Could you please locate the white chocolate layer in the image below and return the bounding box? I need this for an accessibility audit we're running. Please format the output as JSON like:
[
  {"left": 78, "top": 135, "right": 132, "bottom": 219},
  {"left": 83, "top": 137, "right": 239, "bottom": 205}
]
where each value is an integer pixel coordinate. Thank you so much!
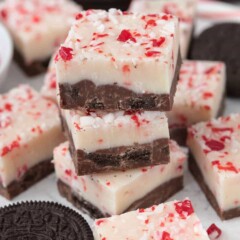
[
  {"left": 187, "top": 114, "right": 240, "bottom": 211},
  {"left": 55, "top": 9, "right": 180, "bottom": 95},
  {"left": 62, "top": 109, "right": 169, "bottom": 153},
  {"left": 54, "top": 141, "right": 186, "bottom": 216},
  {"left": 41, "top": 56, "right": 57, "bottom": 102},
  {"left": 129, "top": 0, "right": 197, "bottom": 58},
  {"left": 0, "top": 85, "right": 65, "bottom": 187},
  {"left": 168, "top": 60, "right": 226, "bottom": 128},
  {"left": 0, "top": 0, "right": 82, "bottom": 63},
  {"left": 93, "top": 199, "right": 210, "bottom": 240}
]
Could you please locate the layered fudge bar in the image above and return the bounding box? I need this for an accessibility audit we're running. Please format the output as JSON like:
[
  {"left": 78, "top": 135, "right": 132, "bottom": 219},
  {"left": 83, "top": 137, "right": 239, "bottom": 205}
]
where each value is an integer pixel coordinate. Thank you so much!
[
  {"left": 0, "top": 0, "right": 81, "bottom": 76},
  {"left": 168, "top": 60, "right": 226, "bottom": 145},
  {"left": 61, "top": 109, "right": 170, "bottom": 175},
  {"left": 93, "top": 199, "right": 210, "bottom": 240},
  {"left": 73, "top": 0, "right": 131, "bottom": 11},
  {"left": 187, "top": 114, "right": 240, "bottom": 220},
  {"left": 56, "top": 9, "right": 181, "bottom": 112},
  {"left": 41, "top": 57, "right": 57, "bottom": 103},
  {"left": 0, "top": 85, "right": 64, "bottom": 199},
  {"left": 129, "top": 0, "right": 197, "bottom": 59},
  {"left": 54, "top": 140, "right": 186, "bottom": 218}
]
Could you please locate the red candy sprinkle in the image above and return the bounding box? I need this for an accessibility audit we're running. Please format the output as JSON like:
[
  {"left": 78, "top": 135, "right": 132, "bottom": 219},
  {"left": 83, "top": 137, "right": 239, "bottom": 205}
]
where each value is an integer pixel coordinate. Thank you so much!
[
  {"left": 174, "top": 200, "right": 194, "bottom": 218},
  {"left": 131, "top": 115, "right": 141, "bottom": 127},
  {"left": 76, "top": 13, "right": 83, "bottom": 20},
  {"left": 49, "top": 79, "right": 57, "bottom": 89},
  {"left": 59, "top": 47, "right": 73, "bottom": 62},
  {"left": 161, "top": 231, "right": 173, "bottom": 240},
  {"left": 145, "top": 51, "right": 161, "bottom": 57},
  {"left": 117, "top": 30, "right": 136, "bottom": 43},
  {"left": 205, "top": 140, "right": 225, "bottom": 151},
  {"left": 207, "top": 224, "right": 222, "bottom": 239},
  {"left": 65, "top": 169, "right": 72, "bottom": 177},
  {"left": 203, "top": 92, "right": 213, "bottom": 99},
  {"left": 122, "top": 64, "right": 130, "bottom": 73},
  {"left": 145, "top": 19, "right": 157, "bottom": 29},
  {"left": 0, "top": 9, "right": 7, "bottom": 20},
  {"left": 152, "top": 37, "right": 166, "bottom": 47},
  {"left": 4, "top": 103, "right": 12, "bottom": 112},
  {"left": 96, "top": 220, "right": 105, "bottom": 226}
]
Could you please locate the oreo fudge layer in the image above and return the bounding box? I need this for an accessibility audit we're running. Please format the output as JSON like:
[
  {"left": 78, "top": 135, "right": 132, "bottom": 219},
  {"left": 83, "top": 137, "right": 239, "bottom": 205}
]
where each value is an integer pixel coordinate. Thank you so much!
[
  {"left": 168, "top": 60, "right": 226, "bottom": 145},
  {"left": 187, "top": 114, "right": 240, "bottom": 220},
  {"left": 61, "top": 109, "right": 170, "bottom": 175},
  {"left": 129, "top": 0, "right": 197, "bottom": 59},
  {"left": 0, "top": 0, "right": 82, "bottom": 76},
  {"left": 54, "top": 140, "right": 186, "bottom": 217},
  {"left": 55, "top": 9, "right": 181, "bottom": 111},
  {"left": 0, "top": 85, "right": 64, "bottom": 199},
  {"left": 93, "top": 199, "right": 210, "bottom": 240}
]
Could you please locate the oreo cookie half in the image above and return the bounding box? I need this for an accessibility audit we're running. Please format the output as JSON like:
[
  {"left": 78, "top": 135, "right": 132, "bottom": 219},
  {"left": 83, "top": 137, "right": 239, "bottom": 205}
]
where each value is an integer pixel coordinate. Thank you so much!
[
  {"left": 190, "top": 23, "right": 240, "bottom": 97},
  {"left": 0, "top": 201, "right": 94, "bottom": 240}
]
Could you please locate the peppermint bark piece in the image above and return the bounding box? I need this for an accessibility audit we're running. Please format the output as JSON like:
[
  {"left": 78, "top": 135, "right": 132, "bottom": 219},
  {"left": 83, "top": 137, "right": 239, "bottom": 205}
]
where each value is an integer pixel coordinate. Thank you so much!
[
  {"left": 129, "top": 0, "right": 197, "bottom": 59},
  {"left": 61, "top": 109, "right": 170, "bottom": 175},
  {"left": 93, "top": 199, "right": 210, "bottom": 240},
  {"left": 56, "top": 9, "right": 181, "bottom": 111},
  {"left": 168, "top": 60, "right": 226, "bottom": 145},
  {"left": 54, "top": 140, "right": 186, "bottom": 217},
  {"left": 187, "top": 114, "right": 240, "bottom": 220},
  {"left": 0, "top": 0, "right": 81, "bottom": 76},
  {"left": 0, "top": 85, "right": 64, "bottom": 199}
]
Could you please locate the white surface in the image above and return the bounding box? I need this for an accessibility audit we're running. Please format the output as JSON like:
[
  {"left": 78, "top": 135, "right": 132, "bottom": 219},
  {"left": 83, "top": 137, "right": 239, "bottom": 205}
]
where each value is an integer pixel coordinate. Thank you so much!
[
  {"left": 0, "top": 0, "right": 240, "bottom": 239},
  {"left": 0, "top": 23, "right": 13, "bottom": 86}
]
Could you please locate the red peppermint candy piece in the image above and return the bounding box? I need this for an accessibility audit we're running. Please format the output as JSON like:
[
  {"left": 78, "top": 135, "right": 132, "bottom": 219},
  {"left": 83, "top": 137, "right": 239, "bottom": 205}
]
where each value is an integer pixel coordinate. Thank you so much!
[
  {"left": 59, "top": 47, "right": 74, "bottom": 62},
  {"left": 205, "top": 140, "right": 225, "bottom": 151},
  {"left": 161, "top": 231, "right": 173, "bottom": 240},
  {"left": 117, "top": 30, "right": 136, "bottom": 43},
  {"left": 152, "top": 37, "right": 165, "bottom": 47},
  {"left": 207, "top": 224, "right": 222, "bottom": 239},
  {"left": 0, "top": 9, "right": 7, "bottom": 20},
  {"left": 145, "top": 51, "right": 161, "bottom": 57},
  {"left": 174, "top": 200, "right": 194, "bottom": 218}
]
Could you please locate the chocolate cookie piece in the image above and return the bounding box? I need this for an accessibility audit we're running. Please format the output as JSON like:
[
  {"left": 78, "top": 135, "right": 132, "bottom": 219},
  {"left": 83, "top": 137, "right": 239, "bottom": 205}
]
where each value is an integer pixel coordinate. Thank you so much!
[
  {"left": 0, "top": 202, "right": 94, "bottom": 239},
  {"left": 190, "top": 23, "right": 240, "bottom": 97},
  {"left": 73, "top": 0, "right": 131, "bottom": 10}
]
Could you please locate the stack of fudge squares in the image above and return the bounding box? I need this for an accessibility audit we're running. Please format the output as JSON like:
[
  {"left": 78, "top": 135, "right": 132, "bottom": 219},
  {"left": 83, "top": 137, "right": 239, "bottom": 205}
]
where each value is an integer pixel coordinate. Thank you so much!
[{"left": 53, "top": 8, "right": 188, "bottom": 218}]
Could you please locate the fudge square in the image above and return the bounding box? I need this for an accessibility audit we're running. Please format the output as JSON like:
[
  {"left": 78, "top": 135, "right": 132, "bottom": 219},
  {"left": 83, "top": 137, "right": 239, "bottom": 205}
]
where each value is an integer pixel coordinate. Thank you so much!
[
  {"left": 54, "top": 140, "right": 186, "bottom": 218},
  {"left": 61, "top": 109, "right": 170, "bottom": 175},
  {"left": 93, "top": 199, "right": 210, "bottom": 240},
  {"left": 0, "top": 85, "right": 64, "bottom": 200},
  {"left": 187, "top": 114, "right": 240, "bottom": 220},
  {"left": 0, "top": 0, "right": 81, "bottom": 76},
  {"left": 55, "top": 9, "right": 181, "bottom": 112},
  {"left": 129, "top": 0, "right": 197, "bottom": 59},
  {"left": 168, "top": 60, "right": 226, "bottom": 145}
]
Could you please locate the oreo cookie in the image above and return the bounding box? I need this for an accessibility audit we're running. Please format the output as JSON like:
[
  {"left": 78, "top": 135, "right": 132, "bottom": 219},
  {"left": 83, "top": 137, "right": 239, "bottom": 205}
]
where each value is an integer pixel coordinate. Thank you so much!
[
  {"left": 0, "top": 201, "right": 94, "bottom": 240},
  {"left": 190, "top": 23, "right": 240, "bottom": 97},
  {"left": 73, "top": 0, "right": 131, "bottom": 10}
]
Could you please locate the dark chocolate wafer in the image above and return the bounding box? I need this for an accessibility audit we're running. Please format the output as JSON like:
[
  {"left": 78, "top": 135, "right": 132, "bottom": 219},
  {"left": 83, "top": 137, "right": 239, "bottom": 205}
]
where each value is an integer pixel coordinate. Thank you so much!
[{"left": 0, "top": 201, "right": 94, "bottom": 239}]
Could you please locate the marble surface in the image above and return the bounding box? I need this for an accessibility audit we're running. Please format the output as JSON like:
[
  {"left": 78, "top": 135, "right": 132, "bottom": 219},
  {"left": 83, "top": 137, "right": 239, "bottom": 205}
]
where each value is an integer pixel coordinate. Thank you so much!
[{"left": 0, "top": 0, "right": 240, "bottom": 239}]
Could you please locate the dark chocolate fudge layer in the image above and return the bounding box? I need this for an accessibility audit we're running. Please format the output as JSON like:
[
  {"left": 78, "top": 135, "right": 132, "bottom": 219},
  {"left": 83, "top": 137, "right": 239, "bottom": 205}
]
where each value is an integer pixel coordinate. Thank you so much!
[
  {"left": 0, "top": 159, "right": 53, "bottom": 200},
  {"left": 57, "top": 176, "right": 183, "bottom": 219},
  {"left": 59, "top": 52, "right": 182, "bottom": 112},
  {"left": 189, "top": 153, "right": 240, "bottom": 220}
]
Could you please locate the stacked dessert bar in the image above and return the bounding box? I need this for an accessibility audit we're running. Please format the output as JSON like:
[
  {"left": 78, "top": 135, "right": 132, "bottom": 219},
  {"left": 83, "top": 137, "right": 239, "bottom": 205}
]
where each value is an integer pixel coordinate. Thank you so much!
[{"left": 54, "top": 9, "right": 184, "bottom": 217}]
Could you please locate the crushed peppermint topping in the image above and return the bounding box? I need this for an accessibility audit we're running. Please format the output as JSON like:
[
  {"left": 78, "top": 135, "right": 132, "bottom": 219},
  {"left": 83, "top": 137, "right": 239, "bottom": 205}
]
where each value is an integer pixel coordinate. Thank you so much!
[
  {"left": 207, "top": 224, "right": 222, "bottom": 239},
  {"left": 59, "top": 47, "right": 74, "bottom": 62}
]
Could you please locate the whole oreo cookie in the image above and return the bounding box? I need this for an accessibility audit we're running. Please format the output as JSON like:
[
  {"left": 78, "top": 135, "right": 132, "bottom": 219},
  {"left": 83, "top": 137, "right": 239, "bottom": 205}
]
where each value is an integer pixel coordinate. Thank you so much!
[
  {"left": 0, "top": 201, "right": 94, "bottom": 240},
  {"left": 190, "top": 23, "right": 240, "bottom": 97},
  {"left": 73, "top": 0, "right": 131, "bottom": 10}
]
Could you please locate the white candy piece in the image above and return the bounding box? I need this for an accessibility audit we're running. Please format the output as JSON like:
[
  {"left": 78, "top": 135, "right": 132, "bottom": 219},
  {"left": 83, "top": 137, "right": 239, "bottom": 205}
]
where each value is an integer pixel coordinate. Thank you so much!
[
  {"left": 93, "top": 199, "right": 210, "bottom": 240},
  {"left": 0, "top": 0, "right": 82, "bottom": 63},
  {"left": 129, "top": 0, "right": 197, "bottom": 59},
  {"left": 54, "top": 141, "right": 186, "bottom": 216},
  {"left": 187, "top": 114, "right": 240, "bottom": 213},
  {"left": 55, "top": 9, "right": 180, "bottom": 95},
  {"left": 0, "top": 85, "right": 64, "bottom": 188},
  {"left": 168, "top": 60, "right": 226, "bottom": 128}
]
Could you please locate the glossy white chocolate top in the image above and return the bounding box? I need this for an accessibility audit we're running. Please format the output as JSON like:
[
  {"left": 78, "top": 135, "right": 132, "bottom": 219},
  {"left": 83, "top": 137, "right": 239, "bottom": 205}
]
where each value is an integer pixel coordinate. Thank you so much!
[
  {"left": 55, "top": 9, "right": 180, "bottom": 95},
  {"left": 168, "top": 60, "right": 226, "bottom": 127},
  {"left": 93, "top": 199, "right": 210, "bottom": 240}
]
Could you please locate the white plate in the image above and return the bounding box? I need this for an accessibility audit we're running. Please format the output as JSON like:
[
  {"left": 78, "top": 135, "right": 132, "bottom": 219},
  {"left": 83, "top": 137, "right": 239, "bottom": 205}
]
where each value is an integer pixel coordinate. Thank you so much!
[{"left": 0, "top": 1, "right": 240, "bottom": 239}]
